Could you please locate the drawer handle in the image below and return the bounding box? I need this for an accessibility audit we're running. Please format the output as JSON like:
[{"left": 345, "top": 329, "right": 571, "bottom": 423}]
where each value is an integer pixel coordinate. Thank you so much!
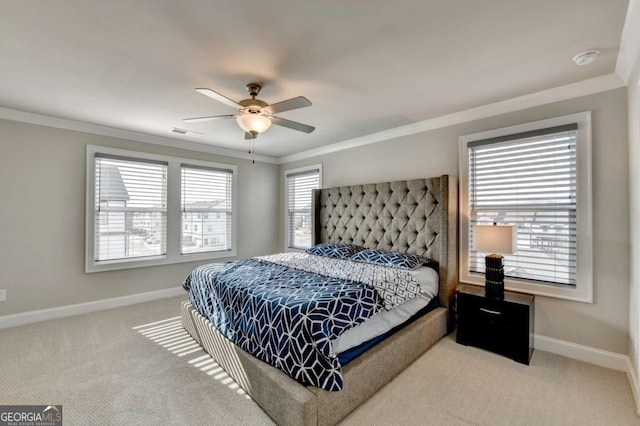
[{"left": 480, "top": 308, "right": 502, "bottom": 315}]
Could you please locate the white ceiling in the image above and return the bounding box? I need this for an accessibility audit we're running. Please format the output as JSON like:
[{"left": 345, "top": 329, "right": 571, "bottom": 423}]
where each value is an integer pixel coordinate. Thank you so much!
[{"left": 0, "top": 0, "right": 630, "bottom": 158}]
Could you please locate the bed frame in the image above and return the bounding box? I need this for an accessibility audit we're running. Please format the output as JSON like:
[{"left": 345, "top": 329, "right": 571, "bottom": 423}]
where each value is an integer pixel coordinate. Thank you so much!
[{"left": 181, "top": 175, "right": 457, "bottom": 425}]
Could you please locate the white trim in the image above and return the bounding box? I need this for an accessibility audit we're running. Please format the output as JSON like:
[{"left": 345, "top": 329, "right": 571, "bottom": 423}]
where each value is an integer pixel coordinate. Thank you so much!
[
  {"left": 534, "top": 334, "right": 628, "bottom": 371},
  {"left": 615, "top": 0, "right": 640, "bottom": 85},
  {"left": 458, "top": 112, "right": 593, "bottom": 303},
  {"left": 626, "top": 357, "right": 640, "bottom": 415},
  {"left": 0, "top": 287, "right": 184, "bottom": 329},
  {"left": 283, "top": 164, "right": 323, "bottom": 252},
  {"left": 86, "top": 145, "right": 238, "bottom": 273},
  {"left": 0, "top": 107, "right": 278, "bottom": 164},
  {"left": 628, "top": 357, "right": 640, "bottom": 415},
  {"left": 279, "top": 73, "right": 624, "bottom": 164}
]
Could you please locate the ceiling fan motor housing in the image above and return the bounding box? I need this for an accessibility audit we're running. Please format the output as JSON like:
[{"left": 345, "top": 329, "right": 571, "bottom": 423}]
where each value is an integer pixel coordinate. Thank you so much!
[
  {"left": 239, "top": 98, "right": 268, "bottom": 110},
  {"left": 240, "top": 83, "right": 268, "bottom": 114}
]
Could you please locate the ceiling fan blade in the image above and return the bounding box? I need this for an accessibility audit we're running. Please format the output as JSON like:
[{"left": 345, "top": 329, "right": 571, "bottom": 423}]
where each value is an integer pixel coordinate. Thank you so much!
[
  {"left": 195, "top": 88, "right": 240, "bottom": 109},
  {"left": 265, "top": 96, "right": 312, "bottom": 114},
  {"left": 183, "top": 114, "right": 235, "bottom": 123},
  {"left": 245, "top": 132, "right": 257, "bottom": 140},
  {"left": 271, "top": 116, "right": 315, "bottom": 133}
]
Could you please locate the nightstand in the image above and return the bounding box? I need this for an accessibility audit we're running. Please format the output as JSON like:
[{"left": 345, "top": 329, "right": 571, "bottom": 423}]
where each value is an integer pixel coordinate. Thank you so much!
[{"left": 456, "top": 285, "right": 534, "bottom": 365}]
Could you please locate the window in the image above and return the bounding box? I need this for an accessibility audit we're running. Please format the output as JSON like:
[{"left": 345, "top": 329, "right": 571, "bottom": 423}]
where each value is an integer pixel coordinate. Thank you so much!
[
  {"left": 459, "top": 112, "right": 593, "bottom": 302},
  {"left": 93, "top": 155, "right": 167, "bottom": 262},
  {"left": 86, "top": 146, "right": 237, "bottom": 272},
  {"left": 285, "top": 165, "right": 322, "bottom": 250},
  {"left": 181, "top": 165, "right": 233, "bottom": 254}
]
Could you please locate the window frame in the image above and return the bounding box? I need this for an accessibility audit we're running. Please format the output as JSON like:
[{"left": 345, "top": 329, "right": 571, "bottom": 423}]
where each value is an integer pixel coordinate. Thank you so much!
[
  {"left": 284, "top": 164, "right": 322, "bottom": 252},
  {"left": 86, "top": 145, "right": 237, "bottom": 273},
  {"left": 458, "top": 112, "right": 593, "bottom": 302},
  {"left": 180, "top": 164, "right": 234, "bottom": 255},
  {"left": 93, "top": 155, "right": 168, "bottom": 263}
]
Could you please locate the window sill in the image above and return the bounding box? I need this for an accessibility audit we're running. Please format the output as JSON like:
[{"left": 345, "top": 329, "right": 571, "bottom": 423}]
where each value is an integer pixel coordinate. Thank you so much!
[
  {"left": 85, "top": 249, "right": 237, "bottom": 273},
  {"left": 460, "top": 272, "right": 592, "bottom": 303}
]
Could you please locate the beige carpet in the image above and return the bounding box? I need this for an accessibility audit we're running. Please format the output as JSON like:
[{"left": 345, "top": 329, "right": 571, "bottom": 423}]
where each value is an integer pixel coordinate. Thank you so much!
[{"left": 0, "top": 296, "right": 638, "bottom": 425}]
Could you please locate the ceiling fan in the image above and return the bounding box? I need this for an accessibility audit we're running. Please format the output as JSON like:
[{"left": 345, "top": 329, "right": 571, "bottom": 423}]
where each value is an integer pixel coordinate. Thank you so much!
[{"left": 183, "top": 83, "right": 315, "bottom": 140}]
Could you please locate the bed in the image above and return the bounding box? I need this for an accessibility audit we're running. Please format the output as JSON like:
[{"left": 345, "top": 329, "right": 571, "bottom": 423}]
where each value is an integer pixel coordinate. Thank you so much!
[{"left": 180, "top": 175, "right": 457, "bottom": 425}]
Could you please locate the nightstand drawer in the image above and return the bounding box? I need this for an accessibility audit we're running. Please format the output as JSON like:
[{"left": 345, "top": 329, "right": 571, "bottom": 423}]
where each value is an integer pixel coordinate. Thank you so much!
[
  {"left": 456, "top": 285, "right": 534, "bottom": 364},
  {"left": 469, "top": 306, "right": 509, "bottom": 330}
]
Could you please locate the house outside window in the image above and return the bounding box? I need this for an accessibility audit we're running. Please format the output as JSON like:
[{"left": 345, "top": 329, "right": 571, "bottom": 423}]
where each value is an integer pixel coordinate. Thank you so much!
[
  {"left": 459, "top": 112, "right": 593, "bottom": 302},
  {"left": 93, "top": 155, "right": 167, "bottom": 262},
  {"left": 180, "top": 165, "right": 234, "bottom": 254}
]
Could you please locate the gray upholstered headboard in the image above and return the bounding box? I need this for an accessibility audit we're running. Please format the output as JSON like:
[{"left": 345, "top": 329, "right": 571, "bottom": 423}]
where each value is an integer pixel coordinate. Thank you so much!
[{"left": 312, "top": 175, "right": 458, "bottom": 325}]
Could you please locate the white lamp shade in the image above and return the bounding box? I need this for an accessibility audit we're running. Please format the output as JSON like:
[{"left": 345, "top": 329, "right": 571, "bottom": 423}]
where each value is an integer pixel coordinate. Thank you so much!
[
  {"left": 472, "top": 224, "right": 516, "bottom": 254},
  {"left": 236, "top": 114, "right": 272, "bottom": 134}
]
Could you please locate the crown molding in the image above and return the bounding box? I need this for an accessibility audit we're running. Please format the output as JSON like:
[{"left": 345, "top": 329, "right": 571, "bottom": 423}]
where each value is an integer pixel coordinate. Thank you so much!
[
  {"left": 0, "top": 107, "right": 279, "bottom": 164},
  {"left": 0, "top": 72, "right": 626, "bottom": 167},
  {"left": 616, "top": 0, "right": 640, "bottom": 85},
  {"left": 278, "top": 73, "right": 625, "bottom": 164}
]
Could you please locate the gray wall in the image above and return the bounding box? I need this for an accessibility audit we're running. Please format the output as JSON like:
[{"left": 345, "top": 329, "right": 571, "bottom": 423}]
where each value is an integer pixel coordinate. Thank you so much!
[
  {"left": 0, "top": 119, "right": 280, "bottom": 316},
  {"left": 281, "top": 87, "right": 630, "bottom": 354},
  {"left": 0, "top": 88, "right": 630, "bottom": 355}
]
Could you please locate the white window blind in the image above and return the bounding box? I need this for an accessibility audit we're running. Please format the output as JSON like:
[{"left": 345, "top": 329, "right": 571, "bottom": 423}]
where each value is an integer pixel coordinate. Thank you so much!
[
  {"left": 181, "top": 165, "right": 233, "bottom": 254},
  {"left": 94, "top": 155, "right": 167, "bottom": 262},
  {"left": 287, "top": 169, "right": 320, "bottom": 249},
  {"left": 468, "top": 124, "right": 578, "bottom": 286}
]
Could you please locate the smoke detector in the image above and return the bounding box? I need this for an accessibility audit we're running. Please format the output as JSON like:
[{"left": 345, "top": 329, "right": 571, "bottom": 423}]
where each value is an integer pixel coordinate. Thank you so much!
[{"left": 572, "top": 50, "right": 600, "bottom": 66}]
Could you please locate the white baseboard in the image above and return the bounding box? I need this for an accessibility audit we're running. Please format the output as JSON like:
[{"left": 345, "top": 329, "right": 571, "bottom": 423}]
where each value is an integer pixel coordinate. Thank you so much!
[
  {"left": 534, "top": 334, "right": 628, "bottom": 371},
  {"left": 0, "top": 287, "right": 185, "bottom": 329},
  {"left": 626, "top": 357, "right": 640, "bottom": 416},
  {"left": 535, "top": 333, "right": 640, "bottom": 415}
]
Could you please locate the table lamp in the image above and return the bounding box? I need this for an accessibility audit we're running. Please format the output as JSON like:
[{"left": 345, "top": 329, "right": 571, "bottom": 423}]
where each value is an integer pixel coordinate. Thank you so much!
[{"left": 472, "top": 223, "right": 516, "bottom": 298}]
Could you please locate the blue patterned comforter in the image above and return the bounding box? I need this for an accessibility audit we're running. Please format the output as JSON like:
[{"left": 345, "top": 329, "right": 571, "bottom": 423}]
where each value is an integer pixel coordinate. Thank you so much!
[{"left": 183, "top": 257, "right": 381, "bottom": 391}]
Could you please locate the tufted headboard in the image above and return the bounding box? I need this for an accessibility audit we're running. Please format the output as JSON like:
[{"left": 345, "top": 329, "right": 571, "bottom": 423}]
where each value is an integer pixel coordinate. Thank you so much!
[{"left": 311, "top": 175, "right": 458, "bottom": 326}]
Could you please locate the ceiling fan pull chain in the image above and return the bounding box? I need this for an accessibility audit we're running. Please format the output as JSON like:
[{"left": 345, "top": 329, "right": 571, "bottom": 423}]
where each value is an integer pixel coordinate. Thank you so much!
[{"left": 251, "top": 139, "right": 255, "bottom": 164}]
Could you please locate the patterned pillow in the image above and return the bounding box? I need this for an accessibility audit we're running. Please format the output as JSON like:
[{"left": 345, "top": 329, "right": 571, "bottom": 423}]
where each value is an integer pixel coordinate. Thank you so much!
[
  {"left": 350, "top": 249, "right": 429, "bottom": 270},
  {"left": 306, "top": 243, "right": 364, "bottom": 259}
]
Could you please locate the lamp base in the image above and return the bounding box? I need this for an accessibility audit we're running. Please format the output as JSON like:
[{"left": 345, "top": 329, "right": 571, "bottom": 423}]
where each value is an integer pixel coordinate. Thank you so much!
[{"left": 485, "top": 254, "right": 505, "bottom": 299}]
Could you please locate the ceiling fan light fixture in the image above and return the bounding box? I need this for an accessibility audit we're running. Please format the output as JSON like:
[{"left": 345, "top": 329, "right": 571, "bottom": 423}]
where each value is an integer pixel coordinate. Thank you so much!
[{"left": 236, "top": 113, "right": 272, "bottom": 134}]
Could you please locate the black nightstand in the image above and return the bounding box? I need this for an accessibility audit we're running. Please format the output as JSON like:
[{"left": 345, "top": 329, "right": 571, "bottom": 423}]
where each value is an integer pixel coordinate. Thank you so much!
[{"left": 456, "top": 285, "right": 534, "bottom": 365}]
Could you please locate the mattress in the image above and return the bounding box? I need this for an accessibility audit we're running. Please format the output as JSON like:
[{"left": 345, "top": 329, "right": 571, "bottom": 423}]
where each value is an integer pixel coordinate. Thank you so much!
[{"left": 332, "top": 266, "right": 439, "bottom": 354}]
